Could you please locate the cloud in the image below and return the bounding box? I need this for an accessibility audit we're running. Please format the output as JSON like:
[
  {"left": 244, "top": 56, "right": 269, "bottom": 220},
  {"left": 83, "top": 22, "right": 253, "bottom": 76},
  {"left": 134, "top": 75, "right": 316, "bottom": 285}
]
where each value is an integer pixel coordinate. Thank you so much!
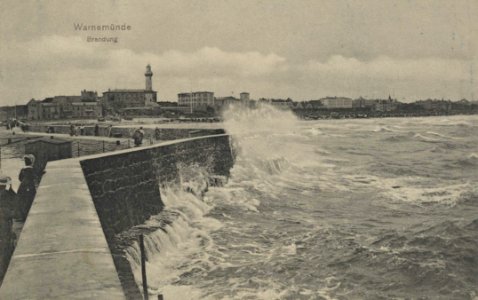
[
  {"left": 105, "top": 47, "right": 287, "bottom": 78},
  {"left": 1, "top": 36, "right": 290, "bottom": 103},
  {"left": 304, "top": 55, "right": 470, "bottom": 82},
  {"left": 0, "top": 34, "right": 476, "bottom": 105}
]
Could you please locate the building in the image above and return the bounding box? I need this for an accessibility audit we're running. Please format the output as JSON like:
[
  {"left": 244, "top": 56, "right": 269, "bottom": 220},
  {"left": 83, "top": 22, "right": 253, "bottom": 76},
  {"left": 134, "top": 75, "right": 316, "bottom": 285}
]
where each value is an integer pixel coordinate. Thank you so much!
[
  {"left": 103, "top": 65, "right": 158, "bottom": 112},
  {"left": 374, "top": 97, "right": 399, "bottom": 112},
  {"left": 416, "top": 99, "right": 451, "bottom": 111},
  {"left": 353, "top": 97, "right": 377, "bottom": 109},
  {"left": 214, "top": 96, "right": 241, "bottom": 110},
  {"left": 304, "top": 100, "right": 324, "bottom": 109},
  {"left": 178, "top": 91, "right": 215, "bottom": 111},
  {"left": 26, "top": 100, "right": 43, "bottom": 120},
  {"left": 0, "top": 105, "right": 28, "bottom": 120},
  {"left": 240, "top": 92, "right": 250, "bottom": 102},
  {"left": 40, "top": 101, "right": 59, "bottom": 119},
  {"left": 353, "top": 96, "right": 399, "bottom": 112},
  {"left": 26, "top": 91, "right": 102, "bottom": 121},
  {"left": 0, "top": 111, "right": 7, "bottom": 122},
  {"left": 103, "top": 89, "right": 157, "bottom": 109},
  {"left": 320, "top": 97, "right": 353, "bottom": 109},
  {"left": 72, "top": 102, "right": 102, "bottom": 118},
  {"left": 80, "top": 90, "right": 99, "bottom": 101}
]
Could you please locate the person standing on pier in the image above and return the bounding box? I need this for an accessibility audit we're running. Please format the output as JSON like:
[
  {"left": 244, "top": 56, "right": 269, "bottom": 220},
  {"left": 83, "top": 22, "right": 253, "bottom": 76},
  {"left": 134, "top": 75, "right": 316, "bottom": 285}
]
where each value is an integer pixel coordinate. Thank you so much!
[
  {"left": 155, "top": 127, "right": 161, "bottom": 141},
  {"left": 0, "top": 175, "right": 17, "bottom": 282},
  {"left": 17, "top": 155, "right": 37, "bottom": 221},
  {"left": 94, "top": 124, "right": 100, "bottom": 136},
  {"left": 133, "top": 127, "right": 145, "bottom": 147}
]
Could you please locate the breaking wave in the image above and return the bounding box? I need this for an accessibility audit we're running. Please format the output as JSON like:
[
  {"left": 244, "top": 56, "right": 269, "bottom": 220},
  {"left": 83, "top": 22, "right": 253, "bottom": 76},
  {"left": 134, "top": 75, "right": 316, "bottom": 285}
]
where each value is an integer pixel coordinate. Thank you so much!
[{"left": 123, "top": 112, "right": 478, "bottom": 299}]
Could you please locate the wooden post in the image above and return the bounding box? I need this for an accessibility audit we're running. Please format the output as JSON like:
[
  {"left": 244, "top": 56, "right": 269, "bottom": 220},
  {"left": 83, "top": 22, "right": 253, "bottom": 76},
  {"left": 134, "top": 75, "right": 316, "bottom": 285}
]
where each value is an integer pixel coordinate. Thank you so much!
[
  {"left": 0, "top": 146, "right": 2, "bottom": 170},
  {"left": 140, "top": 234, "right": 148, "bottom": 300},
  {"left": 158, "top": 295, "right": 164, "bottom": 300},
  {"left": 102, "top": 140, "right": 105, "bottom": 152},
  {"left": 128, "top": 139, "right": 131, "bottom": 148},
  {"left": 77, "top": 142, "right": 80, "bottom": 157}
]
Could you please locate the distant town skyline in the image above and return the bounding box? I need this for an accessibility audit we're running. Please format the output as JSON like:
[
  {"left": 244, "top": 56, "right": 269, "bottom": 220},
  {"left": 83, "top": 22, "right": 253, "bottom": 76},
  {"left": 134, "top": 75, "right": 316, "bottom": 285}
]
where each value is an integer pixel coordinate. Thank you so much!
[{"left": 0, "top": 0, "right": 476, "bottom": 106}]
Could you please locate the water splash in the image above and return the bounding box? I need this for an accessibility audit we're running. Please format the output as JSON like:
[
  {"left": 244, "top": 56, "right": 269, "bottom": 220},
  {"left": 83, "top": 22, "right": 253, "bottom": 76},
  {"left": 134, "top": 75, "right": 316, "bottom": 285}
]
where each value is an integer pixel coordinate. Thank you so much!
[{"left": 125, "top": 167, "right": 222, "bottom": 298}]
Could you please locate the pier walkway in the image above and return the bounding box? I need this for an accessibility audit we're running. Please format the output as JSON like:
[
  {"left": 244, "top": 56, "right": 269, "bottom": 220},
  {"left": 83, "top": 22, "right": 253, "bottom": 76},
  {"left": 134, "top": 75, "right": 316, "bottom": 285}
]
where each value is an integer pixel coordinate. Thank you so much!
[
  {"left": 0, "top": 133, "right": 233, "bottom": 299},
  {"left": 0, "top": 158, "right": 125, "bottom": 299}
]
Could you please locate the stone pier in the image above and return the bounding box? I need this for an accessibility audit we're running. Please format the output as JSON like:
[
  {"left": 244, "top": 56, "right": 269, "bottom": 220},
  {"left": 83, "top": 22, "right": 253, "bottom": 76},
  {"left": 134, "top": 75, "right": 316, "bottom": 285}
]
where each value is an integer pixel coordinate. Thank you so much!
[{"left": 0, "top": 134, "right": 234, "bottom": 299}]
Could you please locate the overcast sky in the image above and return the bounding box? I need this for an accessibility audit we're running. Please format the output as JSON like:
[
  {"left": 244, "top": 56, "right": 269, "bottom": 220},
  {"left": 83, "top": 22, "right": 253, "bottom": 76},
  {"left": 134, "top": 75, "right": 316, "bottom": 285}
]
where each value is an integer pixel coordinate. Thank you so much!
[{"left": 0, "top": 0, "right": 476, "bottom": 105}]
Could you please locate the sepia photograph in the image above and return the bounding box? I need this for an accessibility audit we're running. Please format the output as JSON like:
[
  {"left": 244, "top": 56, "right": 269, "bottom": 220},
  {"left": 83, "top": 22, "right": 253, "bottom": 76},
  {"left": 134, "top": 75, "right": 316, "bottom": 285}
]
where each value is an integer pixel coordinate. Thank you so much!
[{"left": 0, "top": 0, "right": 477, "bottom": 299}]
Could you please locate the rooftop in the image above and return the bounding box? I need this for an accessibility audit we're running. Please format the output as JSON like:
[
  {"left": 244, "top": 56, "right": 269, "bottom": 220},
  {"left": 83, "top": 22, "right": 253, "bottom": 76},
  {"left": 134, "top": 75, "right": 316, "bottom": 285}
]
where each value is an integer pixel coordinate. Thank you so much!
[
  {"left": 178, "top": 91, "right": 214, "bottom": 95},
  {"left": 104, "top": 89, "right": 157, "bottom": 93}
]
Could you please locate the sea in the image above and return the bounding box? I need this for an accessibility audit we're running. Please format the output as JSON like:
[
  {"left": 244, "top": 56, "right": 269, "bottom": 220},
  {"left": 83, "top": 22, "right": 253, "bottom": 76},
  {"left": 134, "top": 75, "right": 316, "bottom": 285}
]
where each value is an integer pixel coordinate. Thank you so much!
[
  {"left": 124, "top": 106, "right": 478, "bottom": 300},
  {"left": 1, "top": 108, "right": 477, "bottom": 299}
]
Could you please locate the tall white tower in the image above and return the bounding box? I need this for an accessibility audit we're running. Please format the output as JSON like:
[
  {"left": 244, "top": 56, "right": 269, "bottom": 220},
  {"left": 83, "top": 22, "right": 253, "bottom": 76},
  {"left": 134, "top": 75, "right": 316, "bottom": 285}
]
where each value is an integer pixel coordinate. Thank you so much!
[{"left": 145, "top": 64, "right": 153, "bottom": 91}]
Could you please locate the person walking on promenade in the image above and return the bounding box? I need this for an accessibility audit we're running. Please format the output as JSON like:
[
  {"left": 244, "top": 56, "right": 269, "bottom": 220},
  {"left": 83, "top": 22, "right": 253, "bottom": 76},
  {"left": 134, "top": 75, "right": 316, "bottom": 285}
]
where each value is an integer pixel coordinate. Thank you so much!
[
  {"left": 94, "top": 124, "right": 100, "bottom": 136},
  {"left": 155, "top": 127, "right": 161, "bottom": 141},
  {"left": 133, "top": 127, "right": 145, "bottom": 147},
  {"left": 17, "top": 155, "right": 37, "bottom": 221},
  {"left": 69, "top": 124, "right": 75, "bottom": 136},
  {"left": 0, "top": 175, "right": 17, "bottom": 282}
]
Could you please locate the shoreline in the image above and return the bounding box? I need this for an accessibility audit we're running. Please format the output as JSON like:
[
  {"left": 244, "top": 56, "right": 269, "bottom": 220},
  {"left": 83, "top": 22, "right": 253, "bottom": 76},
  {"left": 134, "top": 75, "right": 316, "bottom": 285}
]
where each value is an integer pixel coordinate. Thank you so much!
[{"left": 17, "top": 110, "right": 478, "bottom": 127}]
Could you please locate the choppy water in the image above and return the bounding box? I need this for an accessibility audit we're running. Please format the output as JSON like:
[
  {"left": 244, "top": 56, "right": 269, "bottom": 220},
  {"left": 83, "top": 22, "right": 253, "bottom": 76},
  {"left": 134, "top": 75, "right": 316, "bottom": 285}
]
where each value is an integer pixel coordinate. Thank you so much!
[{"left": 125, "top": 107, "right": 478, "bottom": 300}]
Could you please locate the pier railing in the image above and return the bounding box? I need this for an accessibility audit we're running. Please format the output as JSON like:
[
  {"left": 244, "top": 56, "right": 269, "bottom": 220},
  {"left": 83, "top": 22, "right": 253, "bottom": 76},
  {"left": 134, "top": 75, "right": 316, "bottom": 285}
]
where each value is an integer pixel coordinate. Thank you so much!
[{"left": 0, "top": 136, "right": 159, "bottom": 169}]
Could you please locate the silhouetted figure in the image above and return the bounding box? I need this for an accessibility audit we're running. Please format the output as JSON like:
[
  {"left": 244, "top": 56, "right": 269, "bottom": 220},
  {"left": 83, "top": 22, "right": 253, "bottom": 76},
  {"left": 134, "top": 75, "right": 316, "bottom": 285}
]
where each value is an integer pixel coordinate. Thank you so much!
[
  {"left": 94, "top": 124, "right": 100, "bottom": 136},
  {"left": 17, "top": 155, "right": 37, "bottom": 221},
  {"left": 154, "top": 127, "right": 161, "bottom": 140},
  {"left": 133, "top": 127, "right": 145, "bottom": 147},
  {"left": 20, "top": 122, "right": 28, "bottom": 132},
  {"left": 0, "top": 176, "right": 17, "bottom": 282}
]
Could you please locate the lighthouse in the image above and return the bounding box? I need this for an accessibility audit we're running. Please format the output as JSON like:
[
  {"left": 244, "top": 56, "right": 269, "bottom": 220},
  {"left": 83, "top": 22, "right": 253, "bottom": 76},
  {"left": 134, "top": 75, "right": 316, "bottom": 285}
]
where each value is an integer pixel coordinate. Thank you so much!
[{"left": 145, "top": 64, "right": 153, "bottom": 91}]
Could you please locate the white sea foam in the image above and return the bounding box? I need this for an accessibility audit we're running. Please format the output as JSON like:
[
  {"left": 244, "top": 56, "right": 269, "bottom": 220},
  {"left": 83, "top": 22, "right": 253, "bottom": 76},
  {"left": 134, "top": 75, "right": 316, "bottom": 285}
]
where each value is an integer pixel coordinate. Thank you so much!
[
  {"left": 122, "top": 113, "right": 478, "bottom": 299},
  {"left": 307, "top": 127, "right": 323, "bottom": 136},
  {"left": 425, "top": 131, "right": 454, "bottom": 139},
  {"left": 125, "top": 177, "right": 224, "bottom": 298},
  {"left": 378, "top": 177, "right": 470, "bottom": 206},
  {"left": 413, "top": 133, "right": 443, "bottom": 143}
]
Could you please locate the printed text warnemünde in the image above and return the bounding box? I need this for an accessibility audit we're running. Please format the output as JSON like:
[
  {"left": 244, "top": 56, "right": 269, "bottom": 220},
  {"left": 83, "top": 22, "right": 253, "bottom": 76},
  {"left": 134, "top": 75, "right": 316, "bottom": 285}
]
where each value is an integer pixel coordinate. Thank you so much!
[{"left": 74, "top": 23, "right": 132, "bottom": 31}]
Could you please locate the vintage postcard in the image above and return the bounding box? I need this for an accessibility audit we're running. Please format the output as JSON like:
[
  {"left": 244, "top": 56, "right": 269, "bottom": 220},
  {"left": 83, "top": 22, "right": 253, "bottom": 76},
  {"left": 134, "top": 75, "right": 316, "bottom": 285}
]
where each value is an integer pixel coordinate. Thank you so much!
[{"left": 0, "top": 1, "right": 477, "bottom": 299}]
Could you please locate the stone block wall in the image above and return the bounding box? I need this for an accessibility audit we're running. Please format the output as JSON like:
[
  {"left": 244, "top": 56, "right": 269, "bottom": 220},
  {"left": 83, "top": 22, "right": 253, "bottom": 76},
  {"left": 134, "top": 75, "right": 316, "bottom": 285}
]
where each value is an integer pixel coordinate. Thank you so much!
[
  {"left": 151, "top": 134, "right": 233, "bottom": 185},
  {"left": 80, "top": 134, "right": 233, "bottom": 240},
  {"left": 80, "top": 151, "right": 162, "bottom": 239},
  {"left": 79, "top": 134, "right": 233, "bottom": 299}
]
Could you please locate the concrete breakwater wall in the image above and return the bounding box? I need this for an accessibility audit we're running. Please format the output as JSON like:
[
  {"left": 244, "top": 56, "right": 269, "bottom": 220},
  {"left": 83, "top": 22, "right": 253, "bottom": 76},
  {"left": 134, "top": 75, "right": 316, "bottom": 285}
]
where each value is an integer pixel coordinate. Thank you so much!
[
  {"left": 0, "top": 134, "right": 234, "bottom": 299},
  {"left": 80, "top": 134, "right": 234, "bottom": 239},
  {"left": 81, "top": 134, "right": 234, "bottom": 299},
  {"left": 27, "top": 124, "right": 225, "bottom": 141}
]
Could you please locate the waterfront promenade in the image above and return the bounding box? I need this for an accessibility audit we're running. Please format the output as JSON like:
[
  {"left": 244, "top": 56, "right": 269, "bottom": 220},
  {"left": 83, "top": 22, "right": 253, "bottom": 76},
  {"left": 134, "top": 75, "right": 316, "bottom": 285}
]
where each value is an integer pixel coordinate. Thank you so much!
[
  {"left": 0, "top": 157, "right": 126, "bottom": 299},
  {"left": 0, "top": 133, "right": 234, "bottom": 299}
]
